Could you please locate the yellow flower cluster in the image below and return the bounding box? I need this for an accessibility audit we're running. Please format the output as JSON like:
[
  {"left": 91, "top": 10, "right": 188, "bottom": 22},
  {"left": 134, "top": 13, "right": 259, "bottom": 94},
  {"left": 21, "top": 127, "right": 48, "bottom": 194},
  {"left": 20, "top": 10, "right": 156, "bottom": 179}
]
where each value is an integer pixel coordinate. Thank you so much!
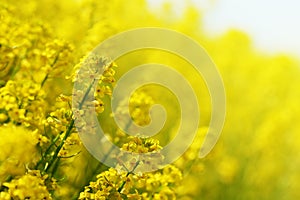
[
  {"left": 121, "top": 136, "right": 162, "bottom": 154},
  {"left": 79, "top": 165, "right": 182, "bottom": 200},
  {"left": 0, "top": 4, "right": 73, "bottom": 86},
  {"left": 0, "top": 170, "right": 52, "bottom": 200},
  {"left": 72, "top": 54, "right": 116, "bottom": 138},
  {"left": 45, "top": 94, "right": 73, "bottom": 135},
  {"left": 0, "top": 2, "right": 188, "bottom": 200},
  {"left": 114, "top": 91, "right": 154, "bottom": 129},
  {"left": 116, "top": 136, "right": 163, "bottom": 172},
  {"left": 0, "top": 80, "right": 46, "bottom": 128},
  {"left": 128, "top": 92, "right": 154, "bottom": 127},
  {"left": 0, "top": 126, "right": 40, "bottom": 183},
  {"left": 79, "top": 132, "right": 182, "bottom": 199},
  {"left": 108, "top": 91, "right": 155, "bottom": 146}
]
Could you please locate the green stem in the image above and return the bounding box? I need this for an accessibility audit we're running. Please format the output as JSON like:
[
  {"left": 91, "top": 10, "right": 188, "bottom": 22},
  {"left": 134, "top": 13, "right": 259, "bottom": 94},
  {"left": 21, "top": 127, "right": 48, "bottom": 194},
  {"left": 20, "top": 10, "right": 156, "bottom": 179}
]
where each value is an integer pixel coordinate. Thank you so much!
[
  {"left": 44, "top": 119, "right": 75, "bottom": 173},
  {"left": 117, "top": 160, "right": 140, "bottom": 193},
  {"left": 51, "top": 157, "right": 61, "bottom": 177},
  {"left": 36, "top": 133, "right": 61, "bottom": 169},
  {"left": 43, "top": 78, "right": 96, "bottom": 174},
  {"left": 71, "top": 145, "right": 114, "bottom": 200},
  {"left": 41, "top": 50, "right": 61, "bottom": 87},
  {"left": 72, "top": 112, "right": 133, "bottom": 199}
]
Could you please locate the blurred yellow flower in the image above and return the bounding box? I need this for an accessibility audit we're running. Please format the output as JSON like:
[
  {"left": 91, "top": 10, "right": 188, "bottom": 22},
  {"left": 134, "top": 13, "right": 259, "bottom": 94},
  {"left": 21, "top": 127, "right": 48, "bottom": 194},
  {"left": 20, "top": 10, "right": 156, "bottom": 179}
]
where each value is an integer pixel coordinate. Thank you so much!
[{"left": 0, "top": 126, "right": 39, "bottom": 183}]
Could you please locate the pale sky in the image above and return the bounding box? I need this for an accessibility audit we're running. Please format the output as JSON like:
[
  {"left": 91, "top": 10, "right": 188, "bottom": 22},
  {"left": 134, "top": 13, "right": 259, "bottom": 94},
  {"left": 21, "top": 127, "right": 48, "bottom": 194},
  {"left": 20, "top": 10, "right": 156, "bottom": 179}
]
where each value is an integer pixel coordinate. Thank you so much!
[{"left": 148, "top": 0, "right": 300, "bottom": 57}]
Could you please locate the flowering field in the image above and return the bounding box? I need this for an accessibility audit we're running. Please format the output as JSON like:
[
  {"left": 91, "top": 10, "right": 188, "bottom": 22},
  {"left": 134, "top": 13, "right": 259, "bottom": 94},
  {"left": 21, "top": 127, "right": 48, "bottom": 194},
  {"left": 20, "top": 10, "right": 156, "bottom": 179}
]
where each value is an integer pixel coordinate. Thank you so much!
[{"left": 1, "top": 0, "right": 300, "bottom": 199}]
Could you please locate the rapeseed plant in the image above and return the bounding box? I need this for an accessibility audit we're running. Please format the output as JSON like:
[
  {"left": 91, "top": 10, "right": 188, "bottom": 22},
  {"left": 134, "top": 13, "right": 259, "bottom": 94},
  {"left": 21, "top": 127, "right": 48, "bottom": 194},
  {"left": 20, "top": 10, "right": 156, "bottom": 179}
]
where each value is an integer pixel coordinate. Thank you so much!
[{"left": 1, "top": 0, "right": 300, "bottom": 200}]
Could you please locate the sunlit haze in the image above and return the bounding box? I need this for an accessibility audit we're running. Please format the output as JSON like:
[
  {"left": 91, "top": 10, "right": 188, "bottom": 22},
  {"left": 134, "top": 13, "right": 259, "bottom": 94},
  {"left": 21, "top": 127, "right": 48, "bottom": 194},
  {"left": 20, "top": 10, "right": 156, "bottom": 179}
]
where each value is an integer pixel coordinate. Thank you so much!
[{"left": 148, "top": 0, "right": 300, "bottom": 56}]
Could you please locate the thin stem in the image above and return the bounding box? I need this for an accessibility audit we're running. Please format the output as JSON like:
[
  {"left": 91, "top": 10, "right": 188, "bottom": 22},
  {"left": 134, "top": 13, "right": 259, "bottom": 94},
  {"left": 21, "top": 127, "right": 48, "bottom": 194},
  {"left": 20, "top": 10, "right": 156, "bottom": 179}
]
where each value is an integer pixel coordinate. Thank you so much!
[
  {"left": 117, "top": 160, "right": 140, "bottom": 193},
  {"left": 43, "top": 78, "right": 96, "bottom": 174},
  {"left": 44, "top": 119, "right": 75, "bottom": 173},
  {"left": 36, "top": 131, "right": 61, "bottom": 166},
  {"left": 41, "top": 51, "right": 61, "bottom": 87},
  {"left": 72, "top": 113, "right": 133, "bottom": 199},
  {"left": 51, "top": 157, "right": 61, "bottom": 177},
  {"left": 71, "top": 144, "right": 114, "bottom": 200}
]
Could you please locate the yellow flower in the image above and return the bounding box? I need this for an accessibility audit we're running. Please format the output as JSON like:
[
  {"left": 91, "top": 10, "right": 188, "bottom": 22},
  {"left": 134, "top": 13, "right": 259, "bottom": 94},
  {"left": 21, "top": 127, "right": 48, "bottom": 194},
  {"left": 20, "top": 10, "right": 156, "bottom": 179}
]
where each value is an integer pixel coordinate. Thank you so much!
[
  {"left": 0, "top": 113, "right": 8, "bottom": 123},
  {"left": 2, "top": 170, "right": 52, "bottom": 200},
  {"left": 0, "top": 125, "right": 40, "bottom": 183}
]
